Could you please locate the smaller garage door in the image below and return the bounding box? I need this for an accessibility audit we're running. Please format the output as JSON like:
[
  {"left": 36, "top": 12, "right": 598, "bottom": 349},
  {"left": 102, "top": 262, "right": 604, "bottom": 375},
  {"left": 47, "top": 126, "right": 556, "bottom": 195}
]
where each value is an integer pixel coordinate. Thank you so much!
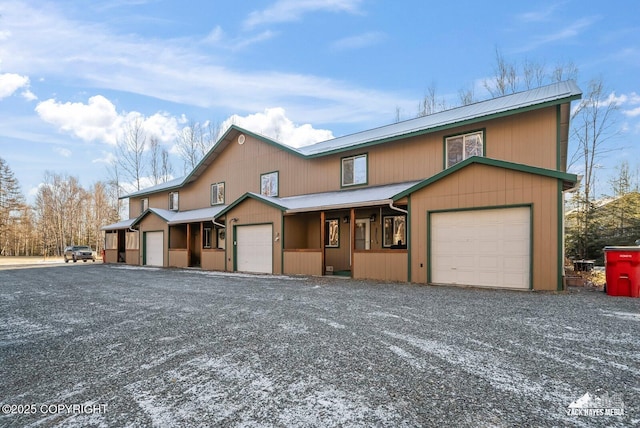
[
  {"left": 145, "top": 231, "right": 164, "bottom": 267},
  {"left": 236, "top": 224, "right": 273, "bottom": 274},
  {"left": 431, "top": 207, "right": 530, "bottom": 289}
]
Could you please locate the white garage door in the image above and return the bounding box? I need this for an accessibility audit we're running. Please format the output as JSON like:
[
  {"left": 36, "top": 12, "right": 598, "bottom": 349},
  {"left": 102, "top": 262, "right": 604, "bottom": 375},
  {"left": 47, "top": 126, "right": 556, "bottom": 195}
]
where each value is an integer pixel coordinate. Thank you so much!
[
  {"left": 431, "top": 207, "right": 530, "bottom": 289},
  {"left": 145, "top": 231, "right": 164, "bottom": 267},
  {"left": 236, "top": 224, "right": 273, "bottom": 274}
]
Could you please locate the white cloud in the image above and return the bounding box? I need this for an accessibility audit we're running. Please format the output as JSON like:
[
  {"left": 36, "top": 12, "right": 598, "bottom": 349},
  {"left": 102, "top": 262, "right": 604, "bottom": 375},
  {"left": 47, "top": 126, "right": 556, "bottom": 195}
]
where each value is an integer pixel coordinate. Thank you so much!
[
  {"left": 34, "top": 95, "right": 181, "bottom": 146},
  {"left": 623, "top": 107, "right": 640, "bottom": 118},
  {"left": 53, "top": 147, "right": 72, "bottom": 157},
  {"left": 0, "top": 73, "right": 30, "bottom": 99},
  {"left": 331, "top": 32, "right": 385, "bottom": 51},
  {"left": 0, "top": 1, "right": 409, "bottom": 127},
  {"left": 512, "top": 17, "right": 596, "bottom": 53},
  {"left": 35, "top": 95, "right": 121, "bottom": 144},
  {"left": 244, "top": 0, "right": 363, "bottom": 29},
  {"left": 21, "top": 89, "right": 38, "bottom": 101},
  {"left": 220, "top": 107, "right": 334, "bottom": 147},
  {"left": 516, "top": 2, "right": 566, "bottom": 23},
  {"left": 92, "top": 151, "right": 117, "bottom": 165}
]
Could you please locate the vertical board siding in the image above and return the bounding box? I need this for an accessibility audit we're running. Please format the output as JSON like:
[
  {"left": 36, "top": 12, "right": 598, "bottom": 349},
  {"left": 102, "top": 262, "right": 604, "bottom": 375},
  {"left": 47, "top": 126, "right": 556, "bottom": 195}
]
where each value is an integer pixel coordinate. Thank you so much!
[
  {"left": 353, "top": 252, "right": 408, "bottom": 282},
  {"left": 201, "top": 250, "right": 225, "bottom": 271},
  {"left": 283, "top": 250, "right": 323, "bottom": 276},
  {"left": 410, "top": 164, "right": 559, "bottom": 290}
]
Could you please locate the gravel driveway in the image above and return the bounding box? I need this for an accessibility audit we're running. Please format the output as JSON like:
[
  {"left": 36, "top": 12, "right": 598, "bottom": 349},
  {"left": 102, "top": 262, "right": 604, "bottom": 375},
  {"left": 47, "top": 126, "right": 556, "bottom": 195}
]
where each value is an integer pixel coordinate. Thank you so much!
[{"left": 1, "top": 264, "right": 638, "bottom": 427}]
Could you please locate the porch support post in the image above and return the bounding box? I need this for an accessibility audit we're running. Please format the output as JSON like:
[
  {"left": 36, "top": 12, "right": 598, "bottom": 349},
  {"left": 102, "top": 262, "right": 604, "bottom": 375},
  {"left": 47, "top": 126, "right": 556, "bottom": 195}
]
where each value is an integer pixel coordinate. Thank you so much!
[
  {"left": 186, "top": 223, "right": 191, "bottom": 266},
  {"left": 320, "top": 211, "right": 325, "bottom": 275},
  {"left": 350, "top": 208, "right": 355, "bottom": 271}
]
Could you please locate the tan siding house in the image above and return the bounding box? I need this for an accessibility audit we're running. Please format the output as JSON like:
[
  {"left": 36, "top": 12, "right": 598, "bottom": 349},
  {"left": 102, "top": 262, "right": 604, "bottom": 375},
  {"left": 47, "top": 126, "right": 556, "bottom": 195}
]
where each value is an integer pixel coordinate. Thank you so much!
[{"left": 103, "top": 81, "right": 581, "bottom": 291}]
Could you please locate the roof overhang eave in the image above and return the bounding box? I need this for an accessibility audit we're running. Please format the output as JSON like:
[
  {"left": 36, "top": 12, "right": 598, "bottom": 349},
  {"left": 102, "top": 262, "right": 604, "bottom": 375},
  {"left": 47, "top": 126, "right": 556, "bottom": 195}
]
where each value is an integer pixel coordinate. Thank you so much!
[{"left": 284, "top": 199, "right": 393, "bottom": 214}]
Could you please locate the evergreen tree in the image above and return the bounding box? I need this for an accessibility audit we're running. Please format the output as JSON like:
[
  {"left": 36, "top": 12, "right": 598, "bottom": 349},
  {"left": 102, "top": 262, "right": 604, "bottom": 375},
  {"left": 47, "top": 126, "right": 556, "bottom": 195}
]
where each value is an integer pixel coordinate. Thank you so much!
[{"left": 0, "top": 157, "right": 25, "bottom": 255}]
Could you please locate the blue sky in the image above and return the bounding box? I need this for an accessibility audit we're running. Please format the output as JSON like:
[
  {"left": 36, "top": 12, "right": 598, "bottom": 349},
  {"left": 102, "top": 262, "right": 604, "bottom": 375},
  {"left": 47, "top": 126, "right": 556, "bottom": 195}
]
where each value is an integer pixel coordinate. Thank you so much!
[{"left": 0, "top": 0, "right": 638, "bottom": 202}]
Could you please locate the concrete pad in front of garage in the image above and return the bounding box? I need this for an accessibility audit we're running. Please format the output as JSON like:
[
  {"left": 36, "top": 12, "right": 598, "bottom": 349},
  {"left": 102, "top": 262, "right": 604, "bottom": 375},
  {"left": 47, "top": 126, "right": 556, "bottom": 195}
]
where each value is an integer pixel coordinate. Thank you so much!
[{"left": 1, "top": 265, "right": 638, "bottom": 427}]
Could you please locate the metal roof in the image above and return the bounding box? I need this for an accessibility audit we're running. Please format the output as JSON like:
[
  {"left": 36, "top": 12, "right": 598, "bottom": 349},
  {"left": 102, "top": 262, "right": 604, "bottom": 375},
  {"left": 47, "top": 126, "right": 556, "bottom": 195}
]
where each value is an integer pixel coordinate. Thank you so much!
[
  {"left": 123, "top": 177, "right": 184, "bottom": 199},
  {"left": 217, "top": 181, "right": 421, "bottom": 218},
  {"left": 299, "top": 80, "right": 582, "bottom": 156},
  {"left": 121, "top": 81, "right": 581, "bottom": 199},
  {"left": 166, "top": 206, "right": 227, "bottom": 225},
  {"left": 101, "top": 218, "right": 136, "bottom": 231}
]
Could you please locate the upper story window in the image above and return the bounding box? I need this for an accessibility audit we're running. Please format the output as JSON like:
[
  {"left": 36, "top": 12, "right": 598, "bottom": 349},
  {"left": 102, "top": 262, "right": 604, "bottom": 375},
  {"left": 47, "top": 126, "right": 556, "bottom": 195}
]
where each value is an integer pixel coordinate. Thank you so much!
[
  {"left": 342, "top": 154, "right": 367, "bottom": 187},
  {"left": 140, "top": 198, "right": 149, "bottom": 212},
  {"left": 211, "top": 182, "right": 225, "bottom": 205},
  {"left": 169, "top": 192, "right": 179, "bottom": 211},
  {"left": 261, "top": 171, "right": 278, "bottom": 197},
  {"left": 445, "top": 130, "right": 483, "bottom": 168}
]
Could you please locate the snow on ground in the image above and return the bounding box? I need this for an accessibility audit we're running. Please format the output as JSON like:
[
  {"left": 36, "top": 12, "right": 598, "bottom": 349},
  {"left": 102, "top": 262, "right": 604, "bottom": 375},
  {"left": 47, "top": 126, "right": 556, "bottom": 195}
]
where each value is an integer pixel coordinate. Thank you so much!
[{"left": 1, "top": 265, "right": 638, "bottom": 427}]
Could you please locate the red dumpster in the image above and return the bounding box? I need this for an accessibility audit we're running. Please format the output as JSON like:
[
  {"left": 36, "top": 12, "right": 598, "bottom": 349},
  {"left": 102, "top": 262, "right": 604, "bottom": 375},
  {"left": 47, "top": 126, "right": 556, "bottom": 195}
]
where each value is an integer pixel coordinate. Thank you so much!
[{"left": 604, "top": 246, "right": 640, "bottom": 297}]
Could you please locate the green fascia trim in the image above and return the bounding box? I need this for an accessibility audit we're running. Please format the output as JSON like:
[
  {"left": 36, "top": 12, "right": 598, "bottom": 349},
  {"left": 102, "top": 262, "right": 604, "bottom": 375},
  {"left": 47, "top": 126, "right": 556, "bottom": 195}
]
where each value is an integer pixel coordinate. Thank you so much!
[
  {"left": 142, "top": 231, "right": 147, "bottom": 265},
  {"left": 407, "top": 195, "right": 412, "bottom": 283},
  {"left": 556, "top": 105, "right": 562, "bottom": 171},
  {"left": 130, "top": 208, "right": 171, "bottom": 229},
  {"left": 305, "top": 96, "right": 582, "bottom": 159},
  {"left": 426, "top": 212, "right": 432, "bottom": 284},
  {"left": 557, "top": 181, "right": 564, "bottom": 291},
  {"left": 215, "top": 192, "right": 287, "bottom": 219},
  {"left": 232, "top": 225, "right": 237, "bottom": 271},
  {"left": 122, "top": 184, "right": 183, "bottom": 200},
  {"left": 393, "top": 156, "right": 578, "bottom": 201}
]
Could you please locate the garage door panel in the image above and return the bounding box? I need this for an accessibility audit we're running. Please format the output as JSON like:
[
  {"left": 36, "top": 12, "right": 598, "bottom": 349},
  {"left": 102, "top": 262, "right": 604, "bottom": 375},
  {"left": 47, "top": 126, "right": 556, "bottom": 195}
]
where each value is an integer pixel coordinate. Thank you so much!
[
  {"left": 431, "top": 207, "right": 530, "bottom": 289},
  {"left": 145, "top": 231, "right": 163, "bottom": 267},
  {"left": 236, "top": 225, "right": 273, "bottom": 274}
]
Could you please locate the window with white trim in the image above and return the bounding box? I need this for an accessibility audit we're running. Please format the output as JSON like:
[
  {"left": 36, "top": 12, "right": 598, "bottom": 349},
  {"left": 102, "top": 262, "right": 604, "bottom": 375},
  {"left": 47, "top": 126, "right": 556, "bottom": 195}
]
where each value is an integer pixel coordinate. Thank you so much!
[
  {"left": 261, "top": 171, "right": 278, "bottom": 197},
  {"left": 169, "top": 192, "right": 179, "bottom": 211},
  {"left": 211, "top": 182, "right": 224, "bottom": 205},
  {"left": 203, "top": 227, "right": 212, "bottom": 249},
  {"left": 445, "top": 131, "right": 483, "bottom": 168},
  {"left": 140, "top": 198, "right": 148, "bottom": 212},
  {"left": 342, "top": 154, "right": 367, "bottom": 186}
]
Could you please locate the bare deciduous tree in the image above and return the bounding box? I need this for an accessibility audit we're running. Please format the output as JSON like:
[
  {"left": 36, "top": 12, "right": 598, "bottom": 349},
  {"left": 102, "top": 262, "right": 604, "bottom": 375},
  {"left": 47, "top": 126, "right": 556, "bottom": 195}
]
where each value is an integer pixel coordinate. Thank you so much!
[
  {"left": 484, "top": 47, "right": 518, "bottom": 97},
  {"left": 568, "top": 78, "right": 620, "bottom": 258},
  {"left": 417, "top": 83, "right": 447, "bottom": 117},
  {"left": 458, "top": 85, "right": 476, "bottom": 106},
  {"left": 116, "top": 118, "right": 147, "bottom": 191}
]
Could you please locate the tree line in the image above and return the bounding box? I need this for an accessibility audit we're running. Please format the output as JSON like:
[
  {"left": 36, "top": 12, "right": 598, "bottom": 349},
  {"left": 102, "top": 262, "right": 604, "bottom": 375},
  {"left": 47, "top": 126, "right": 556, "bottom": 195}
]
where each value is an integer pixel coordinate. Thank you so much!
[{"left": 0, "top": 118, "right": 221, "bottom": 256}]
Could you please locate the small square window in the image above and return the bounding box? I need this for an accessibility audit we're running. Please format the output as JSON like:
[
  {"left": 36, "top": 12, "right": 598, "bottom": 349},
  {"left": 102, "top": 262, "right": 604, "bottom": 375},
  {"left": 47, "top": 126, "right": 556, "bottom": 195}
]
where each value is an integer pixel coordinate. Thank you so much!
[
  {"left": 342, "top": 154, "right": 367, "bottom": 187},
  {"left": 261, "top": 172, "right": 278, "bottom": 197},
  {"left": 445, "top": 131, "right": 483, "bottom": 168},
  {"left": 211, "top": 182, "right": 225, "bottom": 205},
  {"left": 169, "top": 192, "right": 179, "bottom": 211}
]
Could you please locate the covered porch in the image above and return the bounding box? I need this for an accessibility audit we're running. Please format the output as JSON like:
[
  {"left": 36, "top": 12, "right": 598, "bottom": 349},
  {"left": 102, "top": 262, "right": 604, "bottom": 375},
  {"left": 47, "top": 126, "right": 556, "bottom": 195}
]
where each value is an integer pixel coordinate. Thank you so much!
[{"left": 252, "top": 180, "right": 418, "bottom": 281}]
